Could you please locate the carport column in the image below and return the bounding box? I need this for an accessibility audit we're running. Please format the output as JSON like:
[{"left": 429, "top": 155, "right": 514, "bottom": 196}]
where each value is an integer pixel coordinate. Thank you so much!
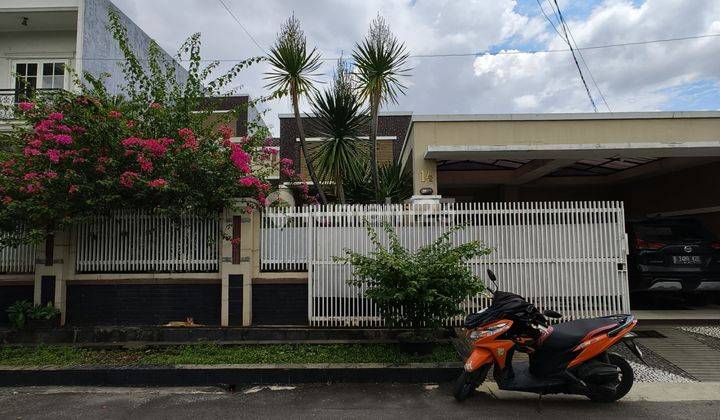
[{"left": 412, "top": 148, "right": 438, "bottom": 196}]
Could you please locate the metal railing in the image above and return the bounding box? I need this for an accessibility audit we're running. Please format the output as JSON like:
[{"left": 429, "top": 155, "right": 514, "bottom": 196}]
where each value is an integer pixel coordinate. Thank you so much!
[
  {"left": 0, "top": 88, "right": 64, "bottom": 119},
  {"left": 75, "top": 211, "right": 221, "bottom": 273}
]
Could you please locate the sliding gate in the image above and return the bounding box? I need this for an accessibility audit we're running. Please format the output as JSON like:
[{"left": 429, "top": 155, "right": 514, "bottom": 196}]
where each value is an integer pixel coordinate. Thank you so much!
[{"left": 261, "top": 201, "right": 630, "bottom": 327}]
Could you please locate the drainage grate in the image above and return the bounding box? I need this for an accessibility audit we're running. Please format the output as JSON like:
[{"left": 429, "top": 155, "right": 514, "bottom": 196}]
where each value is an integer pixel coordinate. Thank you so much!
[{"left": 635, "top": 330, "right": 667, "bottom": 338}]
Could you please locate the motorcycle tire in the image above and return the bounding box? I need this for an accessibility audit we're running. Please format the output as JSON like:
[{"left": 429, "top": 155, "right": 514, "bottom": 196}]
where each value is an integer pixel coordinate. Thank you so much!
[
  {"left": 453, "top": 364, "right": 490, "bottom": 402},
  {"left": 588, "top": 352, "right": 634, "bottom": 403}
]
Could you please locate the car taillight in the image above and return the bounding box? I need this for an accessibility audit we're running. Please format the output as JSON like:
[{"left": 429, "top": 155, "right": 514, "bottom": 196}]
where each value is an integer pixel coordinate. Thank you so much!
[
  {"left": 635, "top": 238, "right": 665, "bottom": 250},
  {"left": 710, "top": 243, "right": 720, "bottom": 250}
]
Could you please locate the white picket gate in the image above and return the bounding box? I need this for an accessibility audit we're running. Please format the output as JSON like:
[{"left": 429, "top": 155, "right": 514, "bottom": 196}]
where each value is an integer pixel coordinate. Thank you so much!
[
  {"left": 261, "top": 201, "right": 630, "bottom": 326},
  {"left": 75, "top": 211, "right": 220, "bottom": 273}
]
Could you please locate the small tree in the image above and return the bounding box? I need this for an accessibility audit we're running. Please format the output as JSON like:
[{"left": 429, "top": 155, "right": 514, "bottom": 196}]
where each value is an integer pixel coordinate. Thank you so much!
[
  {"left": 335, "top": 224, "right": 490, "bottom": 335},
  {"left": 0, "top": 10, "right": 307, "bottom": 246},
  {"left": 310, "top": 59, "right": 369, "bottom": 203},
  {"left": 352, "top": 15, "right": 410, "bottom": 195},
  {"left": 265, "top": 15, "right": 328, "bottom": 205}
]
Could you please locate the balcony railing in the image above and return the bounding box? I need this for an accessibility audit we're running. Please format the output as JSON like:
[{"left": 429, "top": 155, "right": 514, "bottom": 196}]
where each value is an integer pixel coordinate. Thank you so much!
[{"left": 0, "top": 88, "right": 64, "bottom": 120}]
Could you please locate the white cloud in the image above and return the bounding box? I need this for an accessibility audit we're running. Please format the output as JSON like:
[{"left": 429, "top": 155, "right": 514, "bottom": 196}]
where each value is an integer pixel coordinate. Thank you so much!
[{"left": 109, "top": 0, "right": 720, "bottom": 134}]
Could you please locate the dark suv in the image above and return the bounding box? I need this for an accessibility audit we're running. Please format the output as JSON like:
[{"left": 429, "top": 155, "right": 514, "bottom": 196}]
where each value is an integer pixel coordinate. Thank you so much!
[{"left": 627, "top": 218, "right": 720, "bottom": 292}]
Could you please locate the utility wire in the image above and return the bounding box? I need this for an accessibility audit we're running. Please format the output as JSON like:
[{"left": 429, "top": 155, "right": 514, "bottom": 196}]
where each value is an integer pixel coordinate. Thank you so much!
[
  {"left": 547, "top": 0, "right": 612, "bottom": 111},
  {"left": 549, "top": 0, "right": 597, "bottom": 112},
  {"left": 35, "top": 33, "right": 720, "bottom": 62},
  {"left": 217, "top": 0, "right": 267, "bottom": 55}
]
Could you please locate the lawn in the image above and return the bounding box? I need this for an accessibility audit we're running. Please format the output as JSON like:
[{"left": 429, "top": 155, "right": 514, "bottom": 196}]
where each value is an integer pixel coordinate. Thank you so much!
[{"left": 0, "top": 343, "right": 460, "bottom": 366}]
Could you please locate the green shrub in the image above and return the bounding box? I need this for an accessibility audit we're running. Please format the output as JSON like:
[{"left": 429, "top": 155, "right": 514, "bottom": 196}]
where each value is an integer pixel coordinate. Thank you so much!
[
  {"left": 6, "top": 301, "right": 59, "bottom": 330},
  {"left": 335, "top": 223, "right": 491, "bottom": 333}
]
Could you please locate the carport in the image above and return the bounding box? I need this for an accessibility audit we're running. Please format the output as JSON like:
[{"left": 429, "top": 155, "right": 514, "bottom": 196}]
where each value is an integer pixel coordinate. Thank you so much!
[{"left": 399, "top": 111, "right": 720, "bottom": 315}]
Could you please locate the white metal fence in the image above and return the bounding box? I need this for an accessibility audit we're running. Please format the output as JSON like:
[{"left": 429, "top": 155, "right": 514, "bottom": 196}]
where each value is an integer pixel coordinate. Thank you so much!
[
  {"left": 0, "top": 242, "right": 36, "bottom": 274},
  {"left": 75, "top": 211, "right": 220, "bottom": 273},
  {"left": 261, "top": 207, "right": 308, "bottom": 271},
  {"left": 261, "top": 202, "right": 630, "bottom": 326}
]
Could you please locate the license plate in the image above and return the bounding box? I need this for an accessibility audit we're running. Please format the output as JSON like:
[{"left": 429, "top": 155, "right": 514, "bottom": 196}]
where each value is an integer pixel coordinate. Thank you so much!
[{"left": 672, "top": 255, "right": 702, "bottom": 264}]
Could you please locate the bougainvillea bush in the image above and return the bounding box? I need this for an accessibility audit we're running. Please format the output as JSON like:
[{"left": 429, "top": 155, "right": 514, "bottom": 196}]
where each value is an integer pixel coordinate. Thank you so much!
[{"left": 0, "top": 10, "right": 306, "bottom": 246}]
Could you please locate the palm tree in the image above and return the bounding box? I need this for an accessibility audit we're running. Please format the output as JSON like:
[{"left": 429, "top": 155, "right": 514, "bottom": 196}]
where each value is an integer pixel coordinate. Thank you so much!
[
  {"left": 265, "top": 15, "right": 328, "bottom": 204},
  {"left": 310, "top": 60, "right": 370, "bottom": 203},
  {"left": 352, "top": 15, "right": 410, "bottom": 193}
]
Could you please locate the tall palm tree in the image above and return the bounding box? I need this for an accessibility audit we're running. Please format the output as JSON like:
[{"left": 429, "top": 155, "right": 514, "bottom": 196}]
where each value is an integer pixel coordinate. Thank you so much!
[
  {"left": 352, "top": 15, "right": 410, "bottom": 193},
  {"left": 310, "top": 60, "right": 370, "bottom": 203},
  {"left": 265, "top": 15, "right": 328, "bottom": 204}
]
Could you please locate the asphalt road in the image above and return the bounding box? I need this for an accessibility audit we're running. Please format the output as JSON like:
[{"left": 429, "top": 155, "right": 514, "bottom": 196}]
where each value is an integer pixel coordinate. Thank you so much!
[{"left": 1, "top": 383, "right": 718, "bottom": 420}]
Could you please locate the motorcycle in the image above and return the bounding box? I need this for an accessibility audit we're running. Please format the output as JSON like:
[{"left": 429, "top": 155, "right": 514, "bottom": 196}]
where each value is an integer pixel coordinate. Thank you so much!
[{"left": 454, "top": 269, "right": 644, "bottom": 403}]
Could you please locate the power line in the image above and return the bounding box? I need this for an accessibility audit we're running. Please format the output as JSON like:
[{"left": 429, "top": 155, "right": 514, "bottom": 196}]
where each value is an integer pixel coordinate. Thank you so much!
[
  {"left": 217, "top": 0, "right": 267, "bottom": 55},
  {"left": 29, "top": 32, "right": 720, "bottom": 63},
  {"left": 546, "top": 0, "right": 612, "bottom": 112},
  {"left": 549, "top": 0, "right": 598, "bottom": 112}
]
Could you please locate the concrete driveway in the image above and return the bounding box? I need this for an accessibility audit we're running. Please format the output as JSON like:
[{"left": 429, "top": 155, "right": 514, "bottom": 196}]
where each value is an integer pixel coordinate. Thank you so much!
[{"left": 1, "top": 383, "right": 718, "bottom": 420}]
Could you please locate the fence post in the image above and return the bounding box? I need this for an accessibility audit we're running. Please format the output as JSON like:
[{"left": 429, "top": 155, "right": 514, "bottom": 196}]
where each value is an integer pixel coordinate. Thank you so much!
[
  {"left": 32, "top": 229, "right": 71, "bottom": 325},
  {"left": 219, "top": 204, "right": 258, "bottom": 327}
]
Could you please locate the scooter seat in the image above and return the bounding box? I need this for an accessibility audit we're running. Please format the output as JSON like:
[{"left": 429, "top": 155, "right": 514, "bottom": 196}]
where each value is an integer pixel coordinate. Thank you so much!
[
  {"left": 542, "top": 317, "right": 620, "bottom": 350},
  {"left": 530, "top": 315, "right": 624, "bottom": 377}
]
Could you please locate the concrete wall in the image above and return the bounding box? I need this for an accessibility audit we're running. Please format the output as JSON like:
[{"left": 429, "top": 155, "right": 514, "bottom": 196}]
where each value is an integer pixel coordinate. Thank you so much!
[
  {"left": 80, "top": 0, "right": 188, "bottom": 94},
  {"left": 0, "top": 31, "right": 77, "bottom": 90}
]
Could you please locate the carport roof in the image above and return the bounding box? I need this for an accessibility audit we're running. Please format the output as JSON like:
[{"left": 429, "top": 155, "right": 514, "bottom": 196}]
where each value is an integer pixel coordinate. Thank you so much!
[{"left": 411, "top": 111, "right": 720, "bottom": 122}]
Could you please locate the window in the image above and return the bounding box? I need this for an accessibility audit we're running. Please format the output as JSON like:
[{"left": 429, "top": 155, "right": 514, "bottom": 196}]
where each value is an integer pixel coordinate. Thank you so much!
[{"left": 13, "top": 61, "right": 66, "bottom": 91}]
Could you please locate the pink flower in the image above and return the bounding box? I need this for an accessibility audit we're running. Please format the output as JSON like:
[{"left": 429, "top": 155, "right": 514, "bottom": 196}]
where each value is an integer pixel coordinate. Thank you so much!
[
  {"left": 23, "top": 172, "right": 39, "bottom": 180},
  {"left": 262, "top": 147, "right": 278, "bottom": 156},
  {"left": 68, "top": 185, "right": 79, "bottom": 194},
  {"left": 108, "top": 110, "right": 122, "bottom": 119},
  {"left": 72, "top": 157, "right": 87, "bottom": 164},
  {"left": 46, "top": 149, "right": 61, "bottom": 164},
  {"left": 147, "top": 178, "right": 168, "bottom": 188},
  {"left": 48, "top": 112, "right": 64, "bottom": 121},
  {"left": 122, "top": 137, "right": 143, "bottom": 148},
  {"left": 280, "top": 158, "right": 293, "bottom": 166},
  {"left": 18, "top": 102, "right": 35, "bottom": 111},
  {"left": 179, "top": 128, "right": 198, "bottom": 150},
  {"left": 56, "top": 124, "right": 72, "bottom": 133},
  {"left": 238, "top": 176, "right": 259, "bottom": 187},
  {"left": 54, "top": 134, "right": 73, "bottom": 145},
  {"left": 27, "top": 139, "right": 42, "bottom": 148},
  {"left": 43, "top": 170, "right": 58, "bottom": 179},
  {"left": 150, "top": 102, "right": 162, "bottom": 109},
  {"left": 230, "top": 237, "right": 241, "bottom": 245},
  {"left": 126, "top": 120, "right": 136, "bottom": 128},
  {"left": 137, "top": 155, "right": 153, "bottom": 172},
  {"left": 119, "top": 171, "right": 139, "bottom": 188},
  {"left": 230, "top": 146, "right": 251, "bottom": 173},
  {"left": 219, "top": 125, "right": 233, "bottom": 140},
  {"left": 2, "top": 196, "right": 12, "bottom": 205}
]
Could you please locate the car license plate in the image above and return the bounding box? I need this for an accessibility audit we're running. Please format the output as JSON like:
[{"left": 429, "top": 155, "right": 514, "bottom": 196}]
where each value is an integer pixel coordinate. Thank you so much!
[{"left": 672, "top": 255, "right": 702, "bottom": 264}]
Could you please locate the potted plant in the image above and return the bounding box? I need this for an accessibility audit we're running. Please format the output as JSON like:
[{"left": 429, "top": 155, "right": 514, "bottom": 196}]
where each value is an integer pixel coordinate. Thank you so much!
[
  {"left": 6, "top": 301, "right": 60, "bottom": 330},
  {"left": 336, "top": 223, "right": 490, "bottom": 355}
]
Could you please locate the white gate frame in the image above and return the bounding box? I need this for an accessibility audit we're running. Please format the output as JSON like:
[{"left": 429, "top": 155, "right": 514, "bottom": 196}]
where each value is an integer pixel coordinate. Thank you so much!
[{"left": 261, "top": 202, "right": 630, "bottom": 327}]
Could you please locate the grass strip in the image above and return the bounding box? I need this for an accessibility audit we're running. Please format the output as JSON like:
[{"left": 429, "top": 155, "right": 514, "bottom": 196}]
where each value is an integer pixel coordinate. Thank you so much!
[{"left": 0, "top": 343, "right": 460, "bottom": 366}]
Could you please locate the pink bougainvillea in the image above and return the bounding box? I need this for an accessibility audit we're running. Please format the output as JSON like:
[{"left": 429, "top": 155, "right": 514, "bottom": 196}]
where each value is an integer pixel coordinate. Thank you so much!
[
  {"left": 108, "top": 110, "right": 122, "bottom": 119},
  {"left": 147, "top": 178, "right": 168, "bottom": 188},
  {"left": 18, "top": 102, "right": 35, "bottom": 111},
  {"left": 119, "top": 171, "right": 139, "bottom": 188}
]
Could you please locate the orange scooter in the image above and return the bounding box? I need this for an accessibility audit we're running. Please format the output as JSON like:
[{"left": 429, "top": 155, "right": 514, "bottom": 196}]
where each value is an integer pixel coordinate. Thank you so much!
[{"left": 455, "top": 270, "right": 644, "bottom": 403}]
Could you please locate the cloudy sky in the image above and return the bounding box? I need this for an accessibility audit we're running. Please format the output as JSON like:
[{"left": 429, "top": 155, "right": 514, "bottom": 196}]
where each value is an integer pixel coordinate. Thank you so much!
[{"left": 112, "top": 0, "right": 720, "bottom": 135}]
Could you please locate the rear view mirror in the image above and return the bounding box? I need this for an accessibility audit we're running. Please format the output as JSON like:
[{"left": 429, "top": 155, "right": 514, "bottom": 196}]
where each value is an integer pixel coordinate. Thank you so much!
[
  {"left": 543, "top": 309, "right": 562, "bottom": 319},
  {"left": 486, "top": 269, "right": 497, "bottom": 282}
]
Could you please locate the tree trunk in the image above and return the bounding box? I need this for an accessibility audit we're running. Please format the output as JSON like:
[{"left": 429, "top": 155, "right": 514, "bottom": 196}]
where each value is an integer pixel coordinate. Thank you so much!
[
  {"left": 369, "top": 90, "right": 380, "bottom": 195},
  {"left": 292, "top": 87, "right": 328, "bottom": 205},
  {"left": 336, "top": 175, "right": 346, "bottom": 204}
]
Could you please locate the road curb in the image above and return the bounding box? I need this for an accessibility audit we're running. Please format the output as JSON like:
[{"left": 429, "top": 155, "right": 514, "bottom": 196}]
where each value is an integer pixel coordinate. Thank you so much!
[{"left": 0, "top": 363, "right": 463, "bottom": 387}]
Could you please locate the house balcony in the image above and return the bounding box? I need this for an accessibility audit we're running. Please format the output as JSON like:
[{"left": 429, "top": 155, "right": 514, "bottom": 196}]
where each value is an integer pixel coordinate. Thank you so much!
[{"left": 0, "top": 88, "right": 65, "bottom": 121}]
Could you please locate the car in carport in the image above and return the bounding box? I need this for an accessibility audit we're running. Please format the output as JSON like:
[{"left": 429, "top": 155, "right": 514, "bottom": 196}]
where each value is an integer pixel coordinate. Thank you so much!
[{"left": 627, "top": 218, "right": 720, "bottom": 293}]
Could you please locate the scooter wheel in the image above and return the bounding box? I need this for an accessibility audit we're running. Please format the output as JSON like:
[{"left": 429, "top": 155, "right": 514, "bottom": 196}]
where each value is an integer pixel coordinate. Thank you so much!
[
  {"left": 588, "top": 352, "right": 634, "bottom": 403},
  {"left": 453, "top": 365, "right": 489, "bottom": 402}
]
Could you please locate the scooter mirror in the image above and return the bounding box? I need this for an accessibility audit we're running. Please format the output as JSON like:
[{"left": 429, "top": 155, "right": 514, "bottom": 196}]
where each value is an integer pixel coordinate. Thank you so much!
[{"left": 486, "top": 269, "right": 497, "bottom": 283}]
